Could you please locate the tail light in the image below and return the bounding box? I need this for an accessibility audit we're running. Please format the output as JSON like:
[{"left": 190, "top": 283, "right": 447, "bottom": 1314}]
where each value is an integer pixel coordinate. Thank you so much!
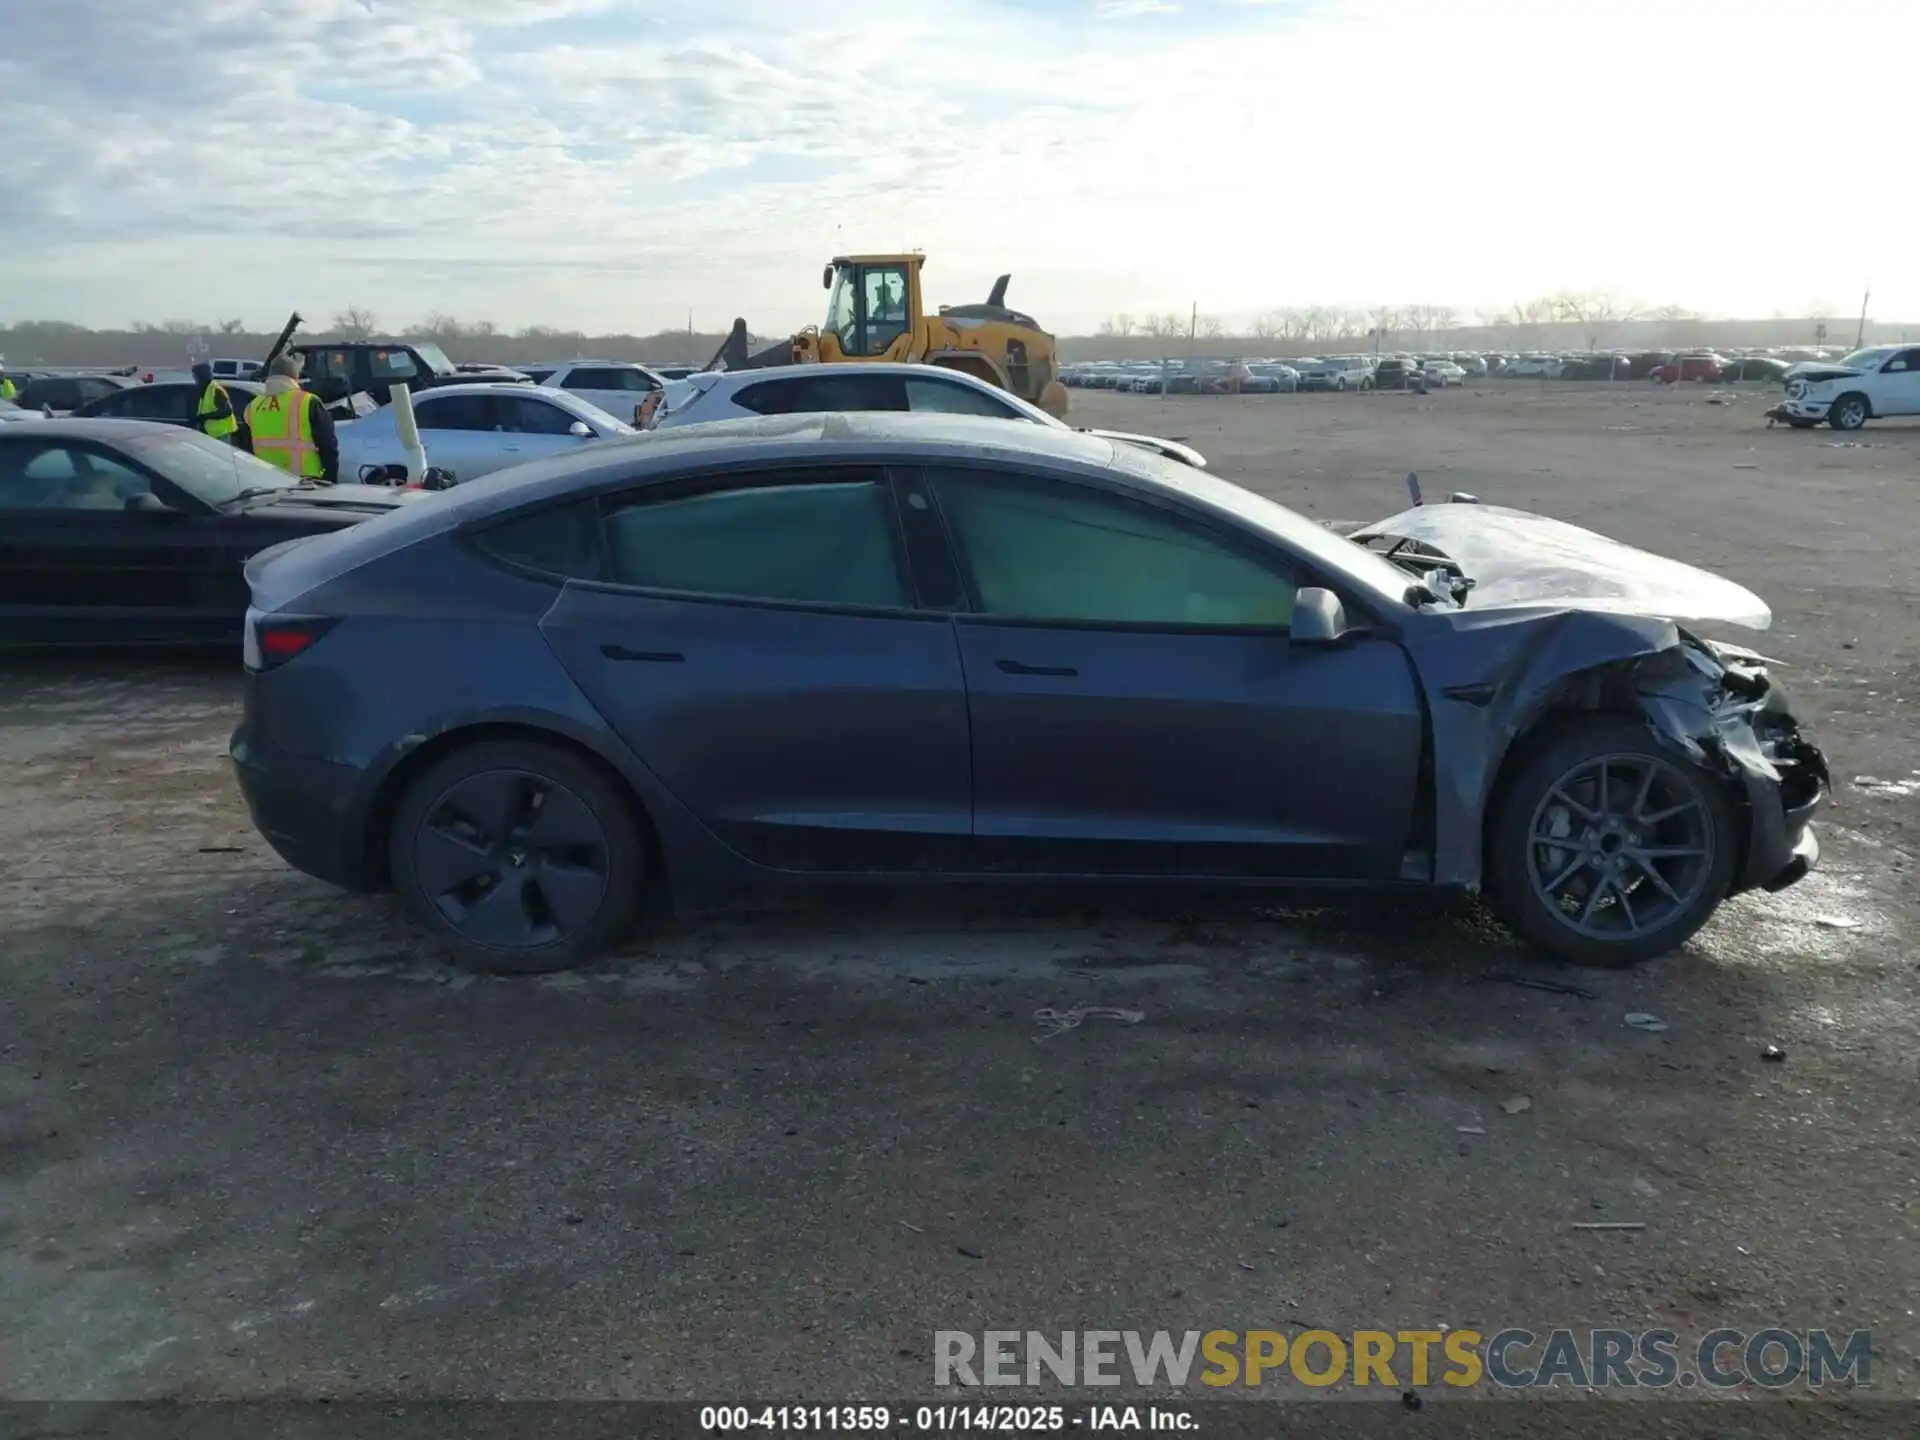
[{"left": 243, "top": 609, "right": 338, "bottom": 672}]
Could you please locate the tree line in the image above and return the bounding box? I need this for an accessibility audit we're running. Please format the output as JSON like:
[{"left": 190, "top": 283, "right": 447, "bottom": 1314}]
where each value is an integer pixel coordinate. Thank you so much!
[
  {"left": 1097, "top": 293, "right": 1713, "bottom": 351},
  {"left": 0, "top": 309, "right": 750, "bottom": 370}
]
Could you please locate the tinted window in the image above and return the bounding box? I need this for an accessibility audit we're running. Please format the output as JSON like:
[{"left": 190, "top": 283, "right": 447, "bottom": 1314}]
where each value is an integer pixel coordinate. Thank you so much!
[
  {"left": 77, "top": 378, "right": 122, "bottom": 402},
  {"left": 733, "top": 374, "right": 907, "bottom": 416},
  {"left": 904, "top": 376, "right": 1019, "bottom": 418},
  {"left": 1888, "top": 349, "right": 1920, "bottom": 373},
  {"left": 305, "top": 350, "right": 355, "bottom": 383},
  {"left": 120, "top": 385, "right": 196, "bottom": 421},
  {"left": 521, "top": 368, "right": 556, "bottom": 384},
  {"left": 566, "top": 367, "right": 654, "bottom": 392},
  {"left": 504, "top": 395, "right": 580, "bottom": 436},
  {"left": 475, "top": 501, "right": 601, "bottom": 576},
  {"left": 414, "top": 394, "right": 493, "bottom": 431},
  {"left": 930, "top": 469, "right": 1297, "bottom": 628},
  {"left": 370, "top": 349, "right": 420, "bottom": 381},
  {"left": 23, "top": 379, "right": 80, "bottom": 410},
  {"left": 0, "top": 440, "right": 152, "bottom": 510},
  {"left": 603, "top": 472, "right": 908, "bottom": 608}
]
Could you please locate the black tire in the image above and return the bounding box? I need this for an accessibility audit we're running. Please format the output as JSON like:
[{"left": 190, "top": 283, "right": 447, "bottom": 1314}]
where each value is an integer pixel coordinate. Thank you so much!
[
  {"left": 1828, "top": 393, "right": 1869, "bottom": 430},
  {"left": 1785, "top": 418, "right": 1817, "bottom": 430},
  {"left": 388, "top": 739, "right": 648, "bottom": 974},
  {"left": 1486, "top": 718, "right": 1739, "bottom": 968}
]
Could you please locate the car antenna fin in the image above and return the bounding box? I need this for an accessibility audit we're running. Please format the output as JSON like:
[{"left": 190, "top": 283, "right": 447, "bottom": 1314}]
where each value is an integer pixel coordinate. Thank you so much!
[{"left": 1406, "top": 471, "right": 1423, "bottom": 507}]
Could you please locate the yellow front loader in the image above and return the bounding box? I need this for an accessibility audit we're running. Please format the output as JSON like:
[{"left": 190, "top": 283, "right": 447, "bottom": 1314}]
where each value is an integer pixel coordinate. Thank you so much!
[{"left": 709, "top": 253, "right": 1069, "bottom": 418}]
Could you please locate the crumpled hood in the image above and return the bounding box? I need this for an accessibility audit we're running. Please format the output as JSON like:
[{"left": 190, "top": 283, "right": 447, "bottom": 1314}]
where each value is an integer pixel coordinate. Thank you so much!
[
  {"left": 1784, "top": 363, "right": 1861, "bottom": 386},
  {"left": 1352, "top": 503, "right": 1771, "bottom": 629}
]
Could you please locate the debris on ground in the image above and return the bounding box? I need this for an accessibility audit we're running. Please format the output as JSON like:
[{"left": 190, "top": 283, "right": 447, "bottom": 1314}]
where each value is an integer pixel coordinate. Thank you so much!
[
  {"left": 1456, "top": 1125, "right": 1486, "bottom": 1135},
  {"left": 1033, "top": 1005, "right": 1145, "bottom": 1038},
  {"left": 899, "top": 1221, "right": 924, "bottom": 1234},
  {"left": 957, "top": 1243, "right": 985, "bottom": 1260},
  {"left": 1812, "top": 915, "right": 1863, "bottom": 930},
  {"left": 1632, "top": 1177, "right": 1660, "bottom": 1199},
  {"left": 1571, "top": 1222, "right": 1646, "bottom": 1232},
  {"left": 1761, "top": 1044, "right": 1788, "bottom": 1064},
  {"left": 1501, "top": 1096, "right": 1533, "bottom": 1116},
  {"left": 1624, "top": 1013, "right": 1670, "bottom": 1033},
  {"left": 1485, "top": 969, "right": 1597, "bottom": 1000}
]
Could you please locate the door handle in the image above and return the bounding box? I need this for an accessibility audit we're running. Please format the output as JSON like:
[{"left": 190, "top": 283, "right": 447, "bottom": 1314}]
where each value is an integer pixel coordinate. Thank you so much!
[
  {"left": 996, "top": 658, "right": 1077, "bottom": 677},
  {"left": 600, "top": 645, "right": 684, "bottom": 663}
]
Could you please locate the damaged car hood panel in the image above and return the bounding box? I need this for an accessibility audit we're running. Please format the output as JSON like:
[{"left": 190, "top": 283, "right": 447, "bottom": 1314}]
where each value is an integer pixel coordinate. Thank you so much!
[{"left": 1354, "top": 504, "right": 1772, "bottom": 630}]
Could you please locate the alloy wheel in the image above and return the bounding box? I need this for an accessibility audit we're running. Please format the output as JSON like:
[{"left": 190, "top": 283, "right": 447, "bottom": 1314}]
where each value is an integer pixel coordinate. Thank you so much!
[
  {"left": 410, "top": 768, "right": 610, "bottom": 949},
  {"left": 1527, "top": 753, "right": 1715, "bottom": 941}
]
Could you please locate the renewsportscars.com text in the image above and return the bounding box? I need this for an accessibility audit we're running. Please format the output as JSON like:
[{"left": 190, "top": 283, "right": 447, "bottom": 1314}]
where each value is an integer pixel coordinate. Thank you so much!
[{"left": 934, "top": 1328, "right": 1871, "bottom": 1390}]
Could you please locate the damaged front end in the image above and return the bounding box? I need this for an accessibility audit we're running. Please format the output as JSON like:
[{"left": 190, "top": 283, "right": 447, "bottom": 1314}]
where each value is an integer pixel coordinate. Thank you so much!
[{"left": 1635, "top": 635, "right": 1829, "bottom": 894}]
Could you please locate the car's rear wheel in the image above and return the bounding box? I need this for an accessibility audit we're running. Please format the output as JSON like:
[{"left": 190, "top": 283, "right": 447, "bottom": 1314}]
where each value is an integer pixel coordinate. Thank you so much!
[
  {"left": 1828, "top": 394, "right": 1870, "bottom": 430},
  {"left": 389, "top": 740, "right": 647, "bottom": 973},
  {"left": 1487, "top": 719, "right": 1738, "bottom": 967}
]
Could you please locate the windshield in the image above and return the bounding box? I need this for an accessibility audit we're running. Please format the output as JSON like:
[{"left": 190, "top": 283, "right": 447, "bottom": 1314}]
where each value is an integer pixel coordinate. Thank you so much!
[
  {"left": 412, "top": 342, "right": 457, "bottom": 376},
  {"left": 124, "top": 428, "right": 298, "bottom": 505},
  {"left": 1837, "top": 347, "right": 1894, "bottom": 371},
  {"left": 824, "top": 269, "right": 858, "bottom": 353}
]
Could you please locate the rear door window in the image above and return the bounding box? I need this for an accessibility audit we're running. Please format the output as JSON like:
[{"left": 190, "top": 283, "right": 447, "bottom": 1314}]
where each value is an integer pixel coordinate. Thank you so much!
[
  {"left": 413, "top": 394, "right": 493, "bottom": 431},
  {"left": 733, "top": 374, "right": 909, "bottom": 415},
  {"left": 601, "top": 469, "right": 910, "bottom": 609}
]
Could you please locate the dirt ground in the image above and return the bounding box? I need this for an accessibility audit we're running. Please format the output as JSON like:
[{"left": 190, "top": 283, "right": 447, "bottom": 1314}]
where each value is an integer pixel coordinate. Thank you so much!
[{"left": 3, "top": 383, "right": 1918, "bottom": 1410}]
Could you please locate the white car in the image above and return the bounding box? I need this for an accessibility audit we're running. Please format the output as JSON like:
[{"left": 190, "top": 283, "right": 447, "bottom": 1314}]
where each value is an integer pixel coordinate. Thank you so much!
[
  {"left": 515, "top": 360, "right": 665, "bottom": 426},
  {"left": 652, "top": 362, "right": 1207, "bottom": 467},
  {"left": 337, "top": 383, "right": 632, "bottom": 483},
  {"left": 1503, "top": 355, "right": 1565, "bottom": 378},
  {"left": 1778, "top": 345, "right": 1920, "bottom": 431},
  {"left": 1420, "top": 359, "right": 1468, "bottom": 387}
]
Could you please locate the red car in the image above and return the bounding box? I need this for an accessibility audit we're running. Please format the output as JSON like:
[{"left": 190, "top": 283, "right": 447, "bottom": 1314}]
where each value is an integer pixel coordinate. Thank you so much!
[{"left": 1653, "top": 354, "right": 1725, "bottom": 384}]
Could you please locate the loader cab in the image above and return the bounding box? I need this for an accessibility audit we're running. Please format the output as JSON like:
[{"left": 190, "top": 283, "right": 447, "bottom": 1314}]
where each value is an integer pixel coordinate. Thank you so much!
[{"left": 822, "top": 256, "right": 920, "bottom": 359}]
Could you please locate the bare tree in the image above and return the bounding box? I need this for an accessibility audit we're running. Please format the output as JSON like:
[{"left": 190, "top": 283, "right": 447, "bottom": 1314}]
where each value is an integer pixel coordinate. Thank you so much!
[
  {"left": 1551, "top": 291, "right": 1638, "bottom": 351},
  {"left": 331, "top": 306, "right": 378, "bottom": 340},
  {"left": 1249, "top": 311, "right": 1282, "bottom": 341},
  {"left": 417, "top": 311, "right": 471, "bottom": 345},
  {"left": 1098, "top": 314, "right": 1139, "bottom": 338},
  {"left": 1368, "top": 305, "right": 1402, "bottom": 344},
  {"left": 216, "top": 317, "right": 246, "bottom": 336},
  {"left": 1196, "top": 314, "right": 1225, "bottom": 340}
]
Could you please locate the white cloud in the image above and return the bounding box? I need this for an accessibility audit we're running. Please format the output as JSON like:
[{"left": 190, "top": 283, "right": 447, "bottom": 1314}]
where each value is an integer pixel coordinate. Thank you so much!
[{"left": 0, "top": 0, "right": 1914, "bottom": 334}]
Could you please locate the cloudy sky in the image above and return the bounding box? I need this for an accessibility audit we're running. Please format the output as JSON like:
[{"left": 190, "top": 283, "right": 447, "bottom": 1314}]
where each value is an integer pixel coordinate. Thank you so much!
[{"left": 2, "top": 0, "right": 1913, "bottom": 335}]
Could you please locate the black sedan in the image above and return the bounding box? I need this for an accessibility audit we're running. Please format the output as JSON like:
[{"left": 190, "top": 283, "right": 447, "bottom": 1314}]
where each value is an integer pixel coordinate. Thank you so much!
[
  {"left": 0, "top": 419, "right": 428, "bottom": 648},
  {"left": 75, "top": 378, "right": 264, "bottom": 428},
  {"left": 230, "top": 413, "right": 1827, "bottom": 975},
  {"left": 11, "top": 373, "right": 133, "bottom": 414}
]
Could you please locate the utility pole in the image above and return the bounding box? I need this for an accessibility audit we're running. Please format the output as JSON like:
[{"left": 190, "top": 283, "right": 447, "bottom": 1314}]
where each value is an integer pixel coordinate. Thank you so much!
[{"left": 1856, "top": 288, "right": 1870, "bottom": 348}]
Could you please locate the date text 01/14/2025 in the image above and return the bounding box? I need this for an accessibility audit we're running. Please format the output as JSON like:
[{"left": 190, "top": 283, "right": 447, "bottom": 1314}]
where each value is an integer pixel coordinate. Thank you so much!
[{"left": 699, "top": 1405, "right": 1197, "bottom": 1432}]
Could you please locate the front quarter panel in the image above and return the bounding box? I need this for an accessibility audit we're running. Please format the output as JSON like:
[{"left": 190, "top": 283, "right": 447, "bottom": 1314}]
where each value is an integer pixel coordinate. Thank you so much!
[{"left": 1396, "top": 606, "right": 1681, "bottom": 886}]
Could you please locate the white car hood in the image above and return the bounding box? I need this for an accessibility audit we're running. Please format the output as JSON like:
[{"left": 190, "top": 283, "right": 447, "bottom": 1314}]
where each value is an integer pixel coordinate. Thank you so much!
[{"left": 1353, "top": 504, "right": 1771, "bottom": 630}]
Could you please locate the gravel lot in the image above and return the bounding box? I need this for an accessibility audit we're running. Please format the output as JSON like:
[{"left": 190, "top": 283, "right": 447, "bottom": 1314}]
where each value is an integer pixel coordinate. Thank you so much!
[{"left": 3, "top": 383, "right": 1917, "bottom": 1408}]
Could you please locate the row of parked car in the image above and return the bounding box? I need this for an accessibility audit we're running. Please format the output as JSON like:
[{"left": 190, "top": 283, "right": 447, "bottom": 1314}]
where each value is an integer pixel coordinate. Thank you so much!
[{"left": 1063, "top": 345, "right": 1866, "bottom": 394}]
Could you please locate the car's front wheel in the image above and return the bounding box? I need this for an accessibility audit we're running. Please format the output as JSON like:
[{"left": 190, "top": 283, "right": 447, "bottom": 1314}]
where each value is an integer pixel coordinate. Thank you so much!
[
  {"left": 1487, "top": 719, "right": 1738, "bottom": 967},
  {"left": 1828, "top": 394, "right": 1870, "bottom": 430},
  {"left": 389, "top": 739, "right": 648, "bottom": 973}
]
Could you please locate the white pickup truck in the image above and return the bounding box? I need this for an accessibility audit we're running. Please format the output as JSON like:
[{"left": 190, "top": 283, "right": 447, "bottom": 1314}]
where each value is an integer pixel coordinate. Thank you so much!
[{"left": 1778, "top": 345, "right": 1920, "bottom": 430}]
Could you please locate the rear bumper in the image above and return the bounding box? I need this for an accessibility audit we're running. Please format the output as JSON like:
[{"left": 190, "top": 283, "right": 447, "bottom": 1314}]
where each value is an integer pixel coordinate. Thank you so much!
[{"left": 230, "top": 723, "right": 377, "bottom": 891}]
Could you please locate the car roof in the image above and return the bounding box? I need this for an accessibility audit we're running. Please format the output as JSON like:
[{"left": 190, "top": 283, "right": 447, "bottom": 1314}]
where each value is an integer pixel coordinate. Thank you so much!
[
  {"left": 0, "top": 417, "right": 187, "bottom": 440},
  {"left": 406, "top": 381, "right": 581, "bottom": 401}
]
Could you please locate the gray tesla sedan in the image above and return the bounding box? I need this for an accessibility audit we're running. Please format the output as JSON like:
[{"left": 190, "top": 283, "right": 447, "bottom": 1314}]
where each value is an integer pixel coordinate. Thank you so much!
[{"left": 230, "top": 413, "right": 1827, "bottom": 974}]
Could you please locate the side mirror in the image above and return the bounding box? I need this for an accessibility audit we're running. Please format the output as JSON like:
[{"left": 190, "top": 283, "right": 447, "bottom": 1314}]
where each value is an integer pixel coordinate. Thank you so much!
[
  {"left": 822, "top": 265, "right": 835, "bottom": 290},
  {"left": 1290, "top": 587, "right": 1348, "bottom": 645},
  {"left": 126, "top": 492, "right": 176, "bottom": 515},
  {"left": 568, "top": 420, "right": 593, "bottom": 439}
]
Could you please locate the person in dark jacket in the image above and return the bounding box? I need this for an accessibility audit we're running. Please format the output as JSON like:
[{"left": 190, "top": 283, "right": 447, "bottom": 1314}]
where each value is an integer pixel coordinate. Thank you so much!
[{"left": 190, "top": 361, "right": 238, "bottom": 442}]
